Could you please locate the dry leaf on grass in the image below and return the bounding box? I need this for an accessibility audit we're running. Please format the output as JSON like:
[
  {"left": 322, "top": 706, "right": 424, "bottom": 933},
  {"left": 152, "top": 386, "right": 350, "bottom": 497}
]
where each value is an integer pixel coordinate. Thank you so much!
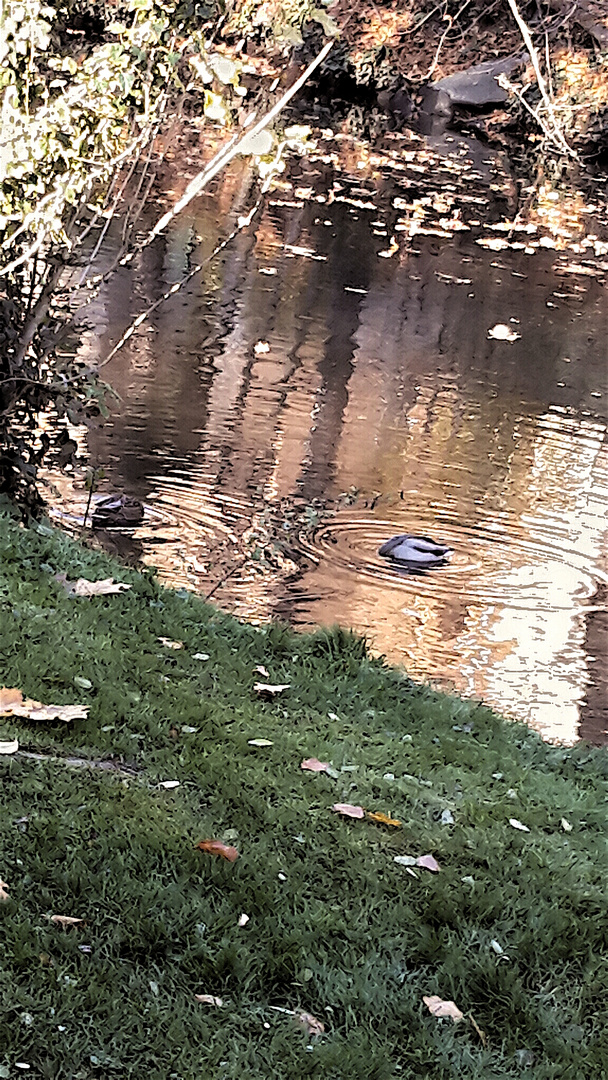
[
  {"left": 0, "top": 880, "right": 9, "bottom": 902},
  {"left": 254, "top": 665, "right": 270, "bottom": 678},
  {"left": 332, "top": 803, "right": 365, "bottom": 819},
  {"left": 366, "top": 810, "right": 401, "bottom": 827},
  {"left": 561, "top": 818, "right": 573, "bottom": 832},
  {"left": 423, "top": 995, "right": 464, "bottom": 1021},
  {"left": 55, "top": 573, "right": 132, "bottom": 597},
  {"left": 301, "top": 757, "right": 330, "bottom": 773},
  {"left": 194, "top": 994, "right": 223, "bottom": 1006},
  {"left": 194, "top": 839, "right": 239, "bottom": 862},
  {"left": 296, "top": 1011, "right": 325, "bottom": 1036},
  {"left": 509, "top": 818, "right": 530, "bottom": 832},
  {"left": 237, "top": 913, "right": 250, "bottom": 927},
  {"left": 46, "top": 915, "right": 84, "bottom": 927},
  {"left": 158, "top": 637, "right": 184, "bottom": 649},
  {"left": 248, "top": 739, "right": 274, "bottom": 747},
  {"left": 0, "top": 739, "right": 19, "bottom": 754},
  {"left": 394, "top": 854, "right": 441, "bottom": 872},
  {"left": 158, "top": 780, "right": 180, "bottom": 789},
  {"left": 0, "top": 688, "right": 88, "bottom": 723},
  {"left": 253, "top": 682, "right": 290, "bottom": 697}
]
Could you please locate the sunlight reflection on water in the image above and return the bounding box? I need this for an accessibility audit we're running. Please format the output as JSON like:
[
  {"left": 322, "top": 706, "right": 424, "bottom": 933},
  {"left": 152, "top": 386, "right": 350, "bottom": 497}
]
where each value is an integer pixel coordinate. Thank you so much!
[{"left": 49, "top": 131, "right": 608, "bottom": 743}]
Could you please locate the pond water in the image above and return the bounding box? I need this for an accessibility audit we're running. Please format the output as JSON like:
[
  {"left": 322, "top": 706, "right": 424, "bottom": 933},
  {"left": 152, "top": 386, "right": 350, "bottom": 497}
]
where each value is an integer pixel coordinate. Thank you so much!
[{"left": 50, "top": 125, "right": 608, "bottom": 743}]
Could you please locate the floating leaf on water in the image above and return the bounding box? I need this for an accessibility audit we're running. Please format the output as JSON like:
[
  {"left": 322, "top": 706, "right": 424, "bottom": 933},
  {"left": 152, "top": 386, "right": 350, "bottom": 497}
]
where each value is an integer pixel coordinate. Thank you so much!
[
  {"left": 301, "top": 757, "right": 330, "bottom": 773},
  {"left": 509, "top": 818, "right": 530, "bottom": 832},
  {"left": 423, "top": 995, "right": 464, "bottom": 1021},
  {"left": 194, "top": 994, "right": 223, "bottom": 1006},
  {"left": 0, "top": 739, "right": 18, "bottom": 754},
  {"left": 332, "top": 803, "right": 365, "bottom": 819},
  {"left": 194, "top": 839, "right": 239, "bottom": 862},
  {"left": 366, "top": 810, "right": 401, "bottom": 827}
]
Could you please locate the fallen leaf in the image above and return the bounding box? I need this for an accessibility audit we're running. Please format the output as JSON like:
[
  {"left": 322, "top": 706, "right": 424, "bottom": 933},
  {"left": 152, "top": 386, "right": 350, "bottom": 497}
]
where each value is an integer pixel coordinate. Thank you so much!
[
  {"left": 395, "top": 854, "right": 440, "bottom": 872},
  {"left": 440, "top": 809, "right": 455, "bottom": 825},
  {"left": 46, "top": 915, "right": 83, "bottom": 927},
  {"left": 490, "top": 939, "right": 506, "bottom": 955},
  {"left": 0, "top": 880, "right": 9, "bottom": 902},
  {"left": 0, "top": 739, "right": 19, "bottom": 754},
  {"left": 55, "top": 573, "right": 132, "bottom": 597},
  {"left": 469, "top": 1013, "right": 487, "bottom": 1045},
  {"left": 509, "top": 818, "right": 530, "bottom": 832},
  {"left": 423, "top": 995, "right": 464, "bottom": 1021},
  {"left": 296, "top": 1011, "right": 325, "bottom": 1036},
  {"left": 366, "top": 810, "right": 401, "bottom": 827},
  {"left": 194, "top": 994, "right": 223, "bottom": 1006},
  {"left": 301, "top": 757, "right": 330, "bottom": 773},
  {"left": 194, "top": 839, "right": 239, "bottom": 862},
  {"left": 237, "top": 913, "right": 250, "bottom": 927},
  {"left": 254, "top": 682, "right": 290, "bottom": 697},
  {"left": 248, "top": 739, "right": 274, "bottom": 747},
  {"left": 158, "top": 637, "right": 184, "bottom": 649},
  {"left": 192, "top": 653, "right": 210, "bottom": 661},
  {"left": 158, "top": 780, "right": 180, "bottom": 789},
  {"left": 254, "top": 340, "right": 270, "bottom": 354},
  {"left": 416, "top": 854, "right": 441, "bottom": 872},
  {"left": 561, "top": 817, "right": 573, "bottom": 832},
  {"left": 332, "top": 803, "right": 365, "bottom": 819},
  {"left": 0, "top": 688, "right": 88, "bottom": 723},
  {"left": 254, "top": 665, "right": 270, "bottom": 678}
]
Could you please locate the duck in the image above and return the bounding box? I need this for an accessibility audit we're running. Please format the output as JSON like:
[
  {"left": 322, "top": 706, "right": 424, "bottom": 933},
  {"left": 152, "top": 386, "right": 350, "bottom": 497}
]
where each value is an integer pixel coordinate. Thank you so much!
[
  {"left": 378, "top": 534, "right": 453, "bottom": 567},
  {"left": 92, "top": 494, "right": 144, "bottom": 528}
]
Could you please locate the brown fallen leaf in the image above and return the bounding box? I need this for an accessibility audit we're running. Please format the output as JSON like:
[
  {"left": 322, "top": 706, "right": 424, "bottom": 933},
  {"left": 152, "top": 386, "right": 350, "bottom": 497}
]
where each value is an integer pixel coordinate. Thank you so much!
[
  {"left": 296, "top": 1011, "right": 325, "bottom": 1036},
  {"left": 46, "top": 915, "right": 84, "bottom": 927},
  {"left": 55, "top": 573, "right": 132, "bottom": 597},
  {"left": 332, "top": 803, "right": 365, "bottom": 819},
  {"left": 366, "top": 810, "right": 402, "bottom": 827},
  {"left": 194, "top": 994, "right": 223, "bottom": 1006},
  {"left": 423, "top": 995, "right": 464, "bottom": 1021},
  {"left": 0, "top": 880, "right": 9, "bottom": 902},
  {"left": 158, "top": 637, "right": 184, "bottom": 649},
  {"left": 194, "top": 839, "right": 239, "bottom": 862},
  {"left": 301, "top": 757, "right": 330, "bottom": 773},
  {"left": 0, "top": 688, "right": 88, "bottom": 723}
]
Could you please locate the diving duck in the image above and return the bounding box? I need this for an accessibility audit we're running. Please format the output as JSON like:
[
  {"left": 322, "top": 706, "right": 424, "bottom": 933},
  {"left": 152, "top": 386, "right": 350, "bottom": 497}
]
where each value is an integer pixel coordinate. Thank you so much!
[
  {"left": 378, "top": 534, "right": 453, "bottom": 567},
  {"left": 92, "top": 494, "right": 144, "bottom": 528}
]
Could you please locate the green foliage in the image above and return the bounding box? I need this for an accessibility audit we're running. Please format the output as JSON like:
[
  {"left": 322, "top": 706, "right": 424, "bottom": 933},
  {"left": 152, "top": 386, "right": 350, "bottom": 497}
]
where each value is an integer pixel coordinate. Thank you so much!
[{"left": 0, "top": 502, "right": 607, "bottom": 1078}]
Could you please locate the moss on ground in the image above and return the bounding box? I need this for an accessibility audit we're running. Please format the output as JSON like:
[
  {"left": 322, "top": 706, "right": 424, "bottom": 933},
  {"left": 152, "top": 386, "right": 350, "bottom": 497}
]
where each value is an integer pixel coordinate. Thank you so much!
[{"left": 0, "top": 499, "right": 606, "bottom": 1079}]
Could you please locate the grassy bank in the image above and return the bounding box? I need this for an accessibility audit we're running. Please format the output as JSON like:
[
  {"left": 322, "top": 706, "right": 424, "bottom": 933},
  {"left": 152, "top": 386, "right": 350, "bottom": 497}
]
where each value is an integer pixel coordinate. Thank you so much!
[{"left": 0, "top": 499, "right": 606, "bottom": 1080}]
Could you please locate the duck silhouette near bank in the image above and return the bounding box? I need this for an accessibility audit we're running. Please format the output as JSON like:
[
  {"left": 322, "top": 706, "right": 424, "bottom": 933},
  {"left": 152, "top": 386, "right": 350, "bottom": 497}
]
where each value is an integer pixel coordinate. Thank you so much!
[{"left": 378, "top": 534, "right": 453, "bottom": 571}]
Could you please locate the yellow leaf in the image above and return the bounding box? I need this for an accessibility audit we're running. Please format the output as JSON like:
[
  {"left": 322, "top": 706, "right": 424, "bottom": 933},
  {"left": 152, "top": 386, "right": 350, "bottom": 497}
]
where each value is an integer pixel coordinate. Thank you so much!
[{"left": 366, "top": 810, "right": 401, "bottom": 827}]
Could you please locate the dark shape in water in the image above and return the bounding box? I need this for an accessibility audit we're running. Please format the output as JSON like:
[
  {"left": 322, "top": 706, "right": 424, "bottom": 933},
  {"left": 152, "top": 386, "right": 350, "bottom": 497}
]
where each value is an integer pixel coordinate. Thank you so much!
[
  {"left": 92, "top": 494, "right": 144, "bottom": 528},
  {"left": 378, "top": 534, "right": 453, "bottom": 567}
]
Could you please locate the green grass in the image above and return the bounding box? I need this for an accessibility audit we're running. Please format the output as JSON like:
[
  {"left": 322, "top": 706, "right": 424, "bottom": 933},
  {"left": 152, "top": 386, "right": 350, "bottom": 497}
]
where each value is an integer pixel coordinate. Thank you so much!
[{"left": 0, "top": 498, "right": 606, "bottom": 1079}]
